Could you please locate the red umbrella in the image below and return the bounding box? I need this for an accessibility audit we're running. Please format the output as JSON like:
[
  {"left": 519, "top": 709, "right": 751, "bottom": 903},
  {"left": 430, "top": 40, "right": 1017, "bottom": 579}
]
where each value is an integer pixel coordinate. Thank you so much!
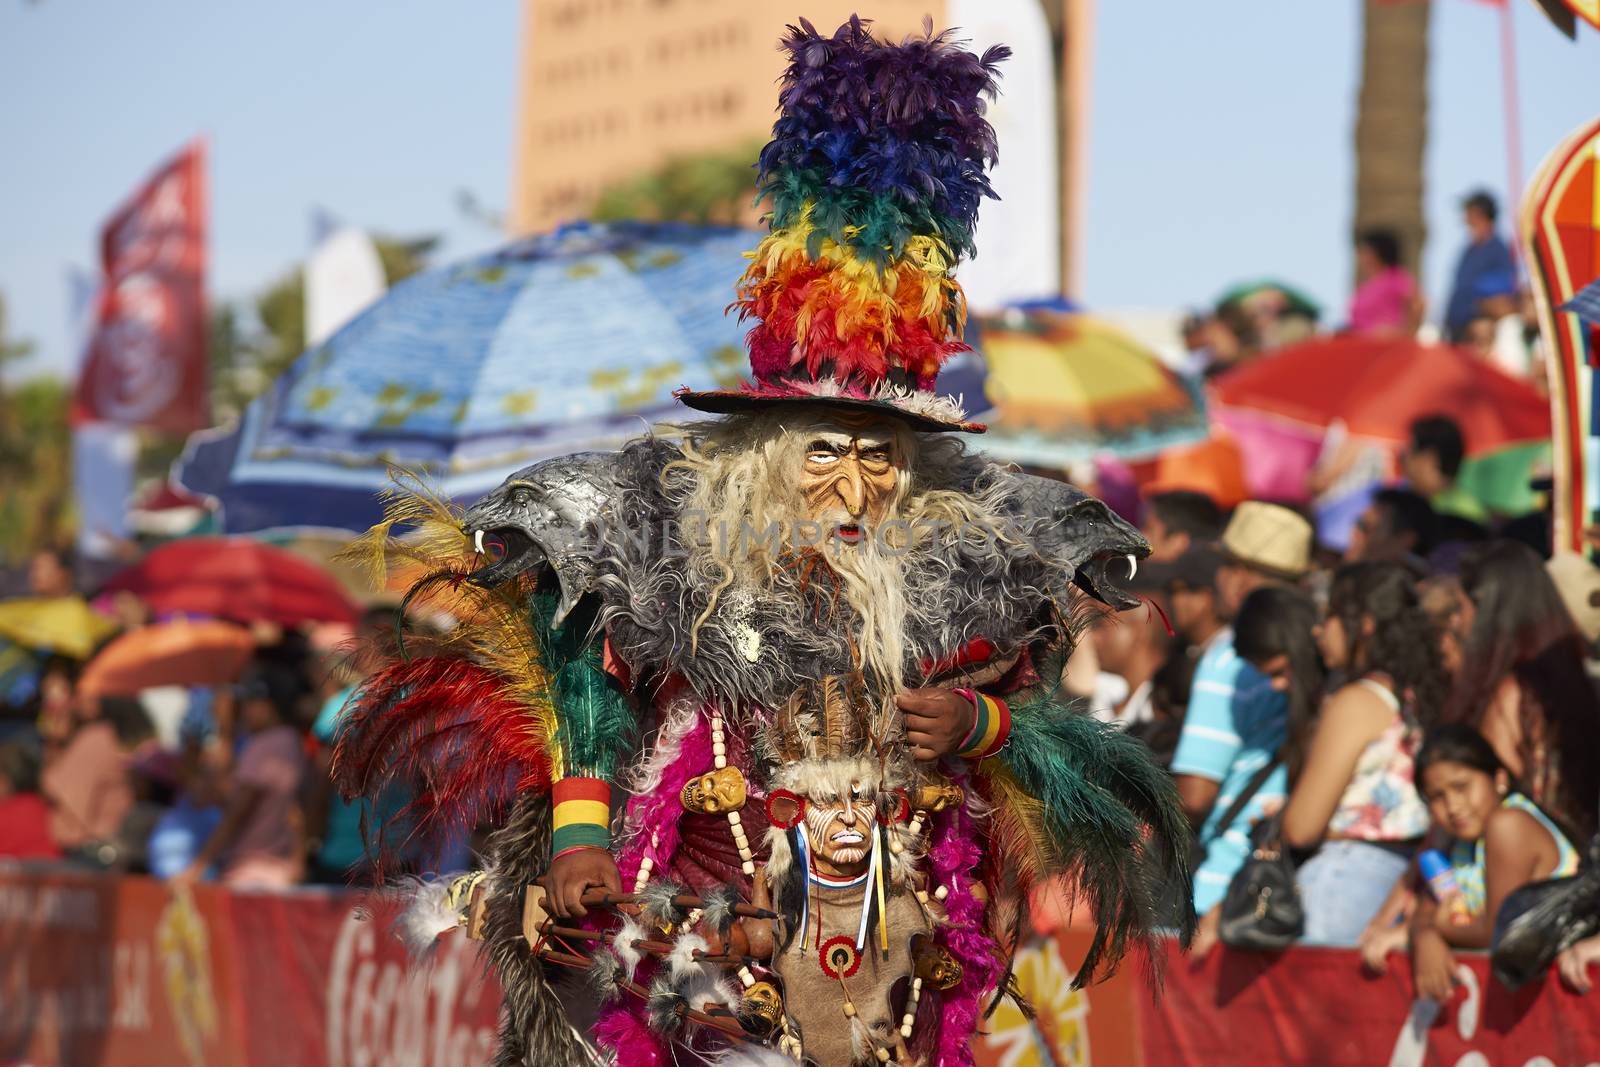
[
  {"left": 102, "top": 537, "right": 360, "bottom": 627},
  {"left": 1211, "top": 336, "right": 1551, "bottom": 452},
  {"left": 79, "top": 619, "right": 255, "bottom": 697}
]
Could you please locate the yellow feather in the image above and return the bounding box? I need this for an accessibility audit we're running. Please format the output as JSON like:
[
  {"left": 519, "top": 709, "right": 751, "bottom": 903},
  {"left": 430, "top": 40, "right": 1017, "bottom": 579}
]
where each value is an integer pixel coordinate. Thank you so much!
[
  {"left": 335, "top": 469, "right": 559, "bottom": 745},
  {"left": 982, "top": 765, "right": 1062, "bottom": 894}
]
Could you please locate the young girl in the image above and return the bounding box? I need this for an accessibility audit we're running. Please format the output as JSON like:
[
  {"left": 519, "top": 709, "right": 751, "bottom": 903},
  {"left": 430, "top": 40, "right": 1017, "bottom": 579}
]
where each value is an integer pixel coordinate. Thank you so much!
[{"left": 1392, "top": 726, "right": 1580, "bottom": 1000}]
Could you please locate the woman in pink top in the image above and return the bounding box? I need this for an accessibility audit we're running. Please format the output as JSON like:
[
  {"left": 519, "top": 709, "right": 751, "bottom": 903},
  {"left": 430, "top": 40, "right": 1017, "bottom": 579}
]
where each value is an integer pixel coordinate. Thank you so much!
[{"left": 1347, "top": 229, "right": 1422, "bottom": 337}]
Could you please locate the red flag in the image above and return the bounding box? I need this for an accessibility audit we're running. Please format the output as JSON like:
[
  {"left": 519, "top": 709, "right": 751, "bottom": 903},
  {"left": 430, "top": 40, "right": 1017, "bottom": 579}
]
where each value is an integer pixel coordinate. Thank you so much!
[{"left": 73, "top": 140, "right": 209, "bottom": 433}]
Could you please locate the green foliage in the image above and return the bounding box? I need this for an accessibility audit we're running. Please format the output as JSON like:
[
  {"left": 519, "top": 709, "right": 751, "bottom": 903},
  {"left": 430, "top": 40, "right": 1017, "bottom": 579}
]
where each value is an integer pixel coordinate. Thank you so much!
[
  {"left": 0, "top": 293, "right": 34, "bottom": 380},
  {"left": 0, "top": 373, "right": 72, "bottom": 565},
  {"left": 209, "top": 232, "right": 438, "bottom": 421},
  {"left": 592, "top": 140, "right": 763, "bottom": 226}
]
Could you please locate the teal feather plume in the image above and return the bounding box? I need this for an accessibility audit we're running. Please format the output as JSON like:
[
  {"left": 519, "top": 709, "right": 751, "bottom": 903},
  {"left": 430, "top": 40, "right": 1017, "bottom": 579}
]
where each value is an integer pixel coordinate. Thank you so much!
[
  {"left": 530, "top": 591, "right": 636, "bottom": 782},
  {"left": 984, "top": 672, "right": 1195, "bottom": 986}
]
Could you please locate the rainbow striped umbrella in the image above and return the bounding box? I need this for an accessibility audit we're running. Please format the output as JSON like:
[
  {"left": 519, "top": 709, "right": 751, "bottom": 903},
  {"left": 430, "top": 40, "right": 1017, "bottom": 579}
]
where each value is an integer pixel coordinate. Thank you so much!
[{"left": 967, "top": 309, "right": 1207, "bottom": 467}]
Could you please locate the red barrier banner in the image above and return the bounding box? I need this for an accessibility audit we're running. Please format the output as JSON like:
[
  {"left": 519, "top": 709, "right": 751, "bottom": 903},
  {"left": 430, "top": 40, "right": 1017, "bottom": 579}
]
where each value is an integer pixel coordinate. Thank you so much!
[
  {"left": 5, "top": 870, "right": 1597, "bottom": 1067},
  {"left": 72, "top": 140, "right": 210, "bottom": 433},
  {"left": 1137, "top": 940, "right": 1600, "bottom": 1067},
  {"left": 0, "top": 869, "right": 498, "bottom": 1067}
]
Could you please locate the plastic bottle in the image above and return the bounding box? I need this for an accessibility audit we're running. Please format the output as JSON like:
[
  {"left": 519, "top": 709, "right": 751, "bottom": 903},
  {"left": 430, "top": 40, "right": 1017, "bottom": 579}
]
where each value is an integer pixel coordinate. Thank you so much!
[{"left": 1417, "top": 849, "right": 1472, "bottom": 925}]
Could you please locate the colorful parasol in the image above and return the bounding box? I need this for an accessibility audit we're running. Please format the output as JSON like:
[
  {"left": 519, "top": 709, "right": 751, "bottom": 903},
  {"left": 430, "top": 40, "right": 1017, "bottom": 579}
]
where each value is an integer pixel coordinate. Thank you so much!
[
  {"left": 967, "top": 309, "right": 1208, "bottom": 467},
  {"left": 0, "top": 597, "right": 119, "bottom": 660},
  {"left": 1216, "top": 278, "right": 1322, "bottom": 320},
  {"left": 78, "top": 619, "right": 254, "bottom": 697},
  {"left": 101, "top": 537, "right": 360, "bottom": 627},
  {"left": 1530, "top": 0, "right": 1600, "bottom": 37},
  {"left": 1211, "top": 335, "right": 1550, "bottom": 451},
  {"left": 1523, "top": 115, "right": 1600, "bottom": 552}
]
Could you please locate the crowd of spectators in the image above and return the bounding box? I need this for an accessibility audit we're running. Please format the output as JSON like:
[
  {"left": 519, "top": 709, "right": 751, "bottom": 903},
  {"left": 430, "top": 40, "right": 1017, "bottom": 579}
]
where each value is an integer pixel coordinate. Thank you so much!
[
  {"left": 1183, "top": 188, "right": 1540, "bottom": 386},
  {"left": 0, "top": 552, "right": 452, "bottom": 892},
  {"left": 1074, "top": 409, "right": 1600, "bottom": 996}
]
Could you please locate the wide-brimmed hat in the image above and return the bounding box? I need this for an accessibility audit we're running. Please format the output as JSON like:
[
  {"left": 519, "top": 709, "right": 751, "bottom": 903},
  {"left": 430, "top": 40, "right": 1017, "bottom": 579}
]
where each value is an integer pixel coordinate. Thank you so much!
[
  {"left": 675, "top": 17, "right": 1008, "bottom": 435},
  {"left": 1219, "top": 502, "right": 1314, "bottom": 579}
]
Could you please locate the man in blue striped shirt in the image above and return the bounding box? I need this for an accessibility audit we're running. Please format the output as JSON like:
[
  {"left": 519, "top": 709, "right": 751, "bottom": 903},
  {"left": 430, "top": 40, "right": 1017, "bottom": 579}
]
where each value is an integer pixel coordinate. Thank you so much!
[{"left": 1169, "top": 502, "right": 1314, "bottom": 947}]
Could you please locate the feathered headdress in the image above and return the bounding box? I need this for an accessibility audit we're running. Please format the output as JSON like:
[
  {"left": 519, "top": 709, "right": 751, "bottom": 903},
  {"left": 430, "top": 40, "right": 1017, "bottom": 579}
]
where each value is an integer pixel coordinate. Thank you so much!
[{"left": 676, "top": 16, "right": 1009, "bottom": 433}]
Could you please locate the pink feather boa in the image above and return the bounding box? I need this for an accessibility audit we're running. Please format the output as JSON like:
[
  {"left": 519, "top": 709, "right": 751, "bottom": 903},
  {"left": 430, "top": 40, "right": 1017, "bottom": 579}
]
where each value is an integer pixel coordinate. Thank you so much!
[
  {"left": 594, "top": 1005, "right": 669, "bottom": 1067},
  {"left": 926, "top": 772, "right": 1004, "bottom": 1067},
  {"left": 616, "top": 709, "right": 713, "bottom": 888},
  {"left": 595, "top": 705, "right": 714, "bottom": 1064}
]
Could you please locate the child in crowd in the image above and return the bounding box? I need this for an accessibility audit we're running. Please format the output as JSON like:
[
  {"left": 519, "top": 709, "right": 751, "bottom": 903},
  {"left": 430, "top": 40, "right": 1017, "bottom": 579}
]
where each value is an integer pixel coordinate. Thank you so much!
[{"left": 1362, "top": 726, "right": 1579, "bottom": 998}]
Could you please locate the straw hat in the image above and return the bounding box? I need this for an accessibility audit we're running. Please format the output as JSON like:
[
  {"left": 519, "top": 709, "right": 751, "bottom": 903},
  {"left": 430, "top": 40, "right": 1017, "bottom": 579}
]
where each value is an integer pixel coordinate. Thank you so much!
[{"left": 1219, "top": 501, "right": 1313, "bottom": 579}]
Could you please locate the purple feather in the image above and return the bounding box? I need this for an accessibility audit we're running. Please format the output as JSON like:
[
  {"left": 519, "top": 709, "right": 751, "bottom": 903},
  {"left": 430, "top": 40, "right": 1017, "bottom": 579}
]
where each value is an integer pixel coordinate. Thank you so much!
[
  {"left": 926, "top": 769, "right": 1006, "bottom": 1067},
  {"left": 756, "top": 17, "right": 1011, "bottom": 262}
]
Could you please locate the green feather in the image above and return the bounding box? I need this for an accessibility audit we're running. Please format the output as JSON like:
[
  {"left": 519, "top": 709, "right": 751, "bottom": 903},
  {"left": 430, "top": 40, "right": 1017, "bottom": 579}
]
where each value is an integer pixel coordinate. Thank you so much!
[
  {"left": 530, "top": 592, "right": 636, "bottom": 781},
  {"left": 985, "top": 646, "right": 1195, "bottom": 986}
]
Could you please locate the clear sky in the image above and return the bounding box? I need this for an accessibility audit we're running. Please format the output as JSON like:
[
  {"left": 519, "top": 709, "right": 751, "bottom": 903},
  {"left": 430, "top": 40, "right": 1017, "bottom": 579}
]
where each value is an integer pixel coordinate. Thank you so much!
[{"left": 2, "top": 1, "right": 1594, "bottom": 380}]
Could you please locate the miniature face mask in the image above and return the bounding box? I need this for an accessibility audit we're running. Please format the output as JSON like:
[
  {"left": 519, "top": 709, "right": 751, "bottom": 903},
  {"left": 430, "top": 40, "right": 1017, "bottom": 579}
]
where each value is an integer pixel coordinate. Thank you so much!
[
  {"left": 913, "top": 780, "right": 964, "bottom": 814},
  {"left": 680, "top": 765, "right": 747, "bottom": 814},
  {"left": 740, "top": 980, "right": 784, "bottom": 1031},
  {"left": 797, "top": 416, "right": 902, "bottom": 538},
  {"left": 913, "top": 940, "right": 964, "bottom": 990},
  {"left": 803, "top": 779, "right": 879, "bottom": 877}
]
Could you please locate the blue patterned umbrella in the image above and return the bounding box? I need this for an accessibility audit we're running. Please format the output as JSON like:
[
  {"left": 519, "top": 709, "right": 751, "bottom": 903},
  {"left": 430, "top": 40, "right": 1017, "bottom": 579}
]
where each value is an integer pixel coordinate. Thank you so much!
[{"left": 178, "top": 221, "right": 764, "bottom": 533}]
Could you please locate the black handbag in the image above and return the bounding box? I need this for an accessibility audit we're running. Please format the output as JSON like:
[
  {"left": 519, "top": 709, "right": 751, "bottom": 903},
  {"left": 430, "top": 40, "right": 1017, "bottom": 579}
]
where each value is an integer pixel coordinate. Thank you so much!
[{"left": 1218, "top": 778, "right": 1304, "bottom": 949}]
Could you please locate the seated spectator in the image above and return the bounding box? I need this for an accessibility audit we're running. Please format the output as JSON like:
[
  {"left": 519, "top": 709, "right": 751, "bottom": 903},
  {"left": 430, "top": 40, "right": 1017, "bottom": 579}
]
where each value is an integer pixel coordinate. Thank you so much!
[
  {"left": 1418, "top": 575, "right": 1468, "bottom": 677},
  {"left": 28, "top": 545, "right": 76, "bottom": 598},
  {"left": 1347, "top": 228, "right": 1421, "bottom": 337},
  {"left": 40, "top": 691, "right": 135, "bottom": 865},
  {"left": 1190, "top": 584, "right": 1324, "bottom": 956},
  {"left": 1402, "top": 414, "right": 1488, "bottom": 525},
  {"left": 0, "top": 742, "right": 60, "bottom": 860},
  {"left": 1283, "top": 563, "right": 1444, "bottom": 943},
  {"left": 1140, "top": 490, "right": 1226, "bottom": 564},
  {"left": 1089, "top": 592, "right": 1173, "bottom": 729},
  {"left": 1447, "top": 541, "right": 1600, "bottom": 843},
  {"left": 1402, "top": 727, "right": 1579, "bottom": 1001},
  {"left": 1156, "top": 544, "right": 1228, "bottom": 653},
  {"left": 177, "top": 664, "right": 309, "bottom": 888},
  {"left": 305, "top": 610, "right": 418, "bottom": 884},
  {"left": 1199, "top": 299, "right": 1261, "bottom": 379},
  {"left": 1344, "top": 488, "right": 1436, "bottom": 565},
  {"left": 1172, "top": 500, "right": 1314, "bottom": 942},
  {"left": 148, "top": 762, "right": 225, "bottom": 880},
  {"left": 1126, "top": 649, "right": 1196, "bottom": 769}
]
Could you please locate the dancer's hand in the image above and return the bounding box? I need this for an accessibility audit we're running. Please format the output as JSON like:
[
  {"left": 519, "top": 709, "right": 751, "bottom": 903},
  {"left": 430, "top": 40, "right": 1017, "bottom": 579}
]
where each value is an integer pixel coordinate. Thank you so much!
[
  {"left": 545, "top": 847, "right": 622, "bottom": 920},
  {"left": 896, "top": 688, "right": 976, "bottom": 761}
]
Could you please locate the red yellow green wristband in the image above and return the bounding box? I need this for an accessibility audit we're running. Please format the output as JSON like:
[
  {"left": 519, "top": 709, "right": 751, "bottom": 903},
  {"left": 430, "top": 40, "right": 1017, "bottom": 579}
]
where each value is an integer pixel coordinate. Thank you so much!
[
  {"left": 953, "top": 688, "right": 1011, "bottom": 759},
  {"left": 552, "top": 776, "right": 611, "bottom": 858}
]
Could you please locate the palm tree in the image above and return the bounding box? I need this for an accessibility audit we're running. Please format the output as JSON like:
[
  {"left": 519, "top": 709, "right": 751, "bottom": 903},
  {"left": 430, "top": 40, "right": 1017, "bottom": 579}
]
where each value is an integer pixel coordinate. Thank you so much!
[
  {"left": 1035, "top": 1, "right": 1084, "bottom": 300},
  {"left": 1353, "top": 0, "right": 1433, "bottom": 281}
]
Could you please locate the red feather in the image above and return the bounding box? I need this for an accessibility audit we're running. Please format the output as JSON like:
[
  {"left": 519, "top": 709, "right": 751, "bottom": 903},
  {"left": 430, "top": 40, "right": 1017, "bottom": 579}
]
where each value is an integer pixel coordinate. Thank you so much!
[{"left": 332, "top": 656, "right": 553, "bottom": 873}]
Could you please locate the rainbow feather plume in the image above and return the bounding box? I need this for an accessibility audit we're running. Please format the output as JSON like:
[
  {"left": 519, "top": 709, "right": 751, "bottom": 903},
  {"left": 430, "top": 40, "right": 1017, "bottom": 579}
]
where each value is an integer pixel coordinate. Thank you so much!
[{"left": 734, "top": 16, "right": 1008, "bottom": 394}]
